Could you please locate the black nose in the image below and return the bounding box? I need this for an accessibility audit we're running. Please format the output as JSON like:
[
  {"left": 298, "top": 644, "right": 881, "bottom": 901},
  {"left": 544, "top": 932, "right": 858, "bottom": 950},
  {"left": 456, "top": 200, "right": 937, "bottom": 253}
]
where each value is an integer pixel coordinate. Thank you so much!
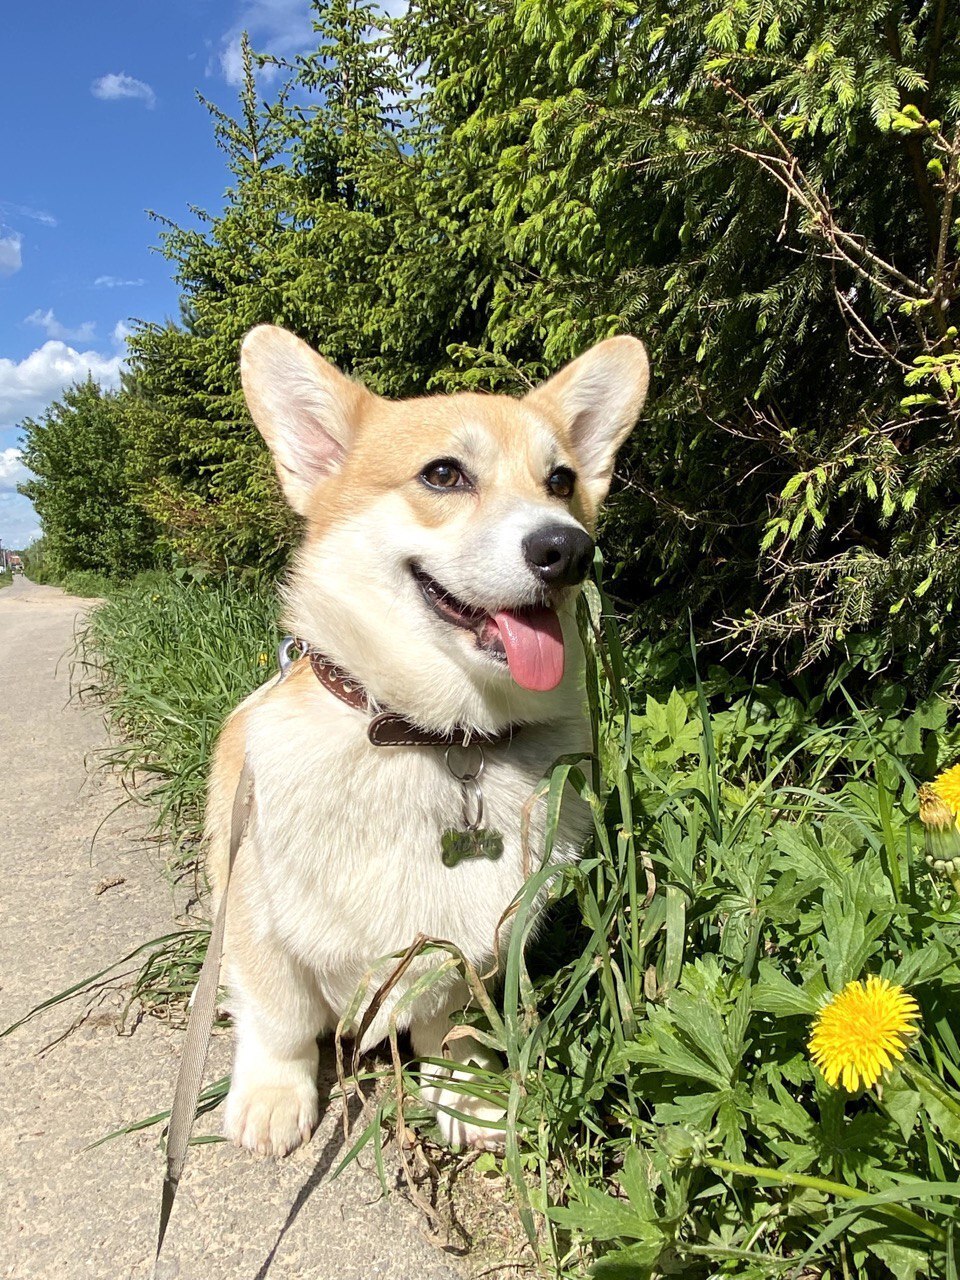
[{"left": 522, "top": 524, "right": 595, "bottom": 587}]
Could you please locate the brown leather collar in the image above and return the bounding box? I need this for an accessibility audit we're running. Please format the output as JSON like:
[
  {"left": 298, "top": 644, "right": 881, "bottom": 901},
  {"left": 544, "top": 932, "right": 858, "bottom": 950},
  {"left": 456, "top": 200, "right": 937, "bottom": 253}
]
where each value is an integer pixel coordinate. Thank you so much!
[{"left": 307, "top": 650, "right": 518, "bottom": 748}]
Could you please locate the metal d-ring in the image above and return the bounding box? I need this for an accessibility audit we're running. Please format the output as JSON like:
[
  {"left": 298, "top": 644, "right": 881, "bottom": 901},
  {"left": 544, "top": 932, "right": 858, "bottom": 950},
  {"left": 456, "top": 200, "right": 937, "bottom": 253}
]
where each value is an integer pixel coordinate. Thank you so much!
[
  {"left": 444, "top": 741, "right": 485, "bottom": 783},
  {"left": 445, "top": 743, "right": 486, "bottom": 832},
  {"left": 460, "top": 777, "right": 484, "bottom": 831},
  {"left": 277, "top": 635, "right": 305, "bottom": 679}
]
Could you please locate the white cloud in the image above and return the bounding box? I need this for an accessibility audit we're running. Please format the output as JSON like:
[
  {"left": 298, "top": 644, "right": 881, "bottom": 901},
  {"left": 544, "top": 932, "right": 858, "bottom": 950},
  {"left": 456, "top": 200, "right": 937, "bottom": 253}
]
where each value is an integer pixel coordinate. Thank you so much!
[
  {"left": 217, "top": 0, "right": 314, "bottom": 85},
  {"left": 94, "top": 275, "right": 145, "bottom": 288},
  {"left": 0, "top": 332, "right": 129, "bottom": 549},
  {"left": 0, "top": 232, "right": 22, "bottom": 277},
  {"left": 220, "top": 35, "right": 248, "bottom": 86},
  {"left": 112, "top": 320, "right": 133, "bottom": 346},
  {"left": 0, "top": 341, "right": 125, "bottom": 425},
  {"left": 0, "top": 201, "right": 56, "bottom": 228},
  {"left": 25, "top": 308, "right": 97, "bottom": 343},
  {"left": 215, "top": 0, "right": 407, "bottom": 87},
  {"left": 0, "top": 447, "right": 29, "bottom": 493},
  {"left": 91, "top": 72, "right": 157, "bottom": 109}
]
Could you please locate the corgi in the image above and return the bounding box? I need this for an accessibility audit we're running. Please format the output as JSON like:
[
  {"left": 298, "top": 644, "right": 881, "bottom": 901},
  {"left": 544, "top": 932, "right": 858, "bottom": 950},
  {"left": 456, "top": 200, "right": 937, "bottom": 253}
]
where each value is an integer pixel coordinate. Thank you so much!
[{"left": 205, "top": 325, "right": 649, "bottom": 1155}]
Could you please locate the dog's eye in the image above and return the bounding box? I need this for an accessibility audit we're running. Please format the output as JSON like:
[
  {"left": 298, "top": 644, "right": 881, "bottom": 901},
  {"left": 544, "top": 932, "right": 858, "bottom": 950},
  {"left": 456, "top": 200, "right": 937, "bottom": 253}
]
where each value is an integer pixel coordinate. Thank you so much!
[
  {"left": 547, "top": 467, "right": 576, "bottom": 499},
  {"left": 420, "top": 459, "right": 471, "bottom": 490}
]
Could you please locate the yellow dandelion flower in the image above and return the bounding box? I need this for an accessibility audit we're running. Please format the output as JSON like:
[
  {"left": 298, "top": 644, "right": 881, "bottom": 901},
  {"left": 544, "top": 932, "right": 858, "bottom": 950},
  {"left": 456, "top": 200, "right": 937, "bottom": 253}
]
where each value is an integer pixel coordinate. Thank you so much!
[
  {"left": 918, "top": 781, "right": 960, "bottom": 877},
  {"left": 257, "top": 652, "right": 269, "bottom": 667},
  {"left": 932, "top": 762, "right": 960, "bottom": 817},
  {"left": 808, "top": 975, "right": 920, "bottom": 1092}
]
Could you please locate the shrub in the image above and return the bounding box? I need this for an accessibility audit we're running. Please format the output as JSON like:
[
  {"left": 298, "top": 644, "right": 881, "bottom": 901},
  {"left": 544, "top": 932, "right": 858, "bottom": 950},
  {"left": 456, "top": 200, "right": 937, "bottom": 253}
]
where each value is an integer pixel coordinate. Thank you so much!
[
  {"left": 18, "top": 382, "right": 165, "bottom": 582},
  {"left": 115, "top": 0, "right": 960, "bottom": 689}
]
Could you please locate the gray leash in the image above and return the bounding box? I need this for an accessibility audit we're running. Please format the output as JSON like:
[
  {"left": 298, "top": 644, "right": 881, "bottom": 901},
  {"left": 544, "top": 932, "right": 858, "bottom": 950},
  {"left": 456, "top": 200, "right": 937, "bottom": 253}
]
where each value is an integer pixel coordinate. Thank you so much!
[{"left": 154, "top": 754, "right": 254, "bottom": 1273}]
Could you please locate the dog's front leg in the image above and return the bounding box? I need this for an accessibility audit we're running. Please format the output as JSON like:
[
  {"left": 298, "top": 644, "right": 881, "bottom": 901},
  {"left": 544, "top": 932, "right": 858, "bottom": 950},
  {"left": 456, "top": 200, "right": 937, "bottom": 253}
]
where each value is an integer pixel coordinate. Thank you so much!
[
  {"left": 223, "top": 941, "right": 327, "bottom": 1158},
  {"left": 412, "top": 999, "right": 507, "bottom": 1152}
]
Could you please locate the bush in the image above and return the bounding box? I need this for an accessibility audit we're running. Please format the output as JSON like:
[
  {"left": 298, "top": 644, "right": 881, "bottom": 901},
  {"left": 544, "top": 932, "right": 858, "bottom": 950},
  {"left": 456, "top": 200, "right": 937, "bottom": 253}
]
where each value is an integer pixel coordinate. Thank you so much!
[
  {"left": 18, "top": 382, "right": 165, "bottom": 582},
  {"left": 111, "top": 0, "right": 960, "bottom": 690},
  {"left": 397, "top": 0, "right": 960, "bottom": 679},
  {"left": 59, "top": 571, "right": 116, "bottom": 598},
  {"left": 23, "top": 538, "right": 53, "bottom": 584}
]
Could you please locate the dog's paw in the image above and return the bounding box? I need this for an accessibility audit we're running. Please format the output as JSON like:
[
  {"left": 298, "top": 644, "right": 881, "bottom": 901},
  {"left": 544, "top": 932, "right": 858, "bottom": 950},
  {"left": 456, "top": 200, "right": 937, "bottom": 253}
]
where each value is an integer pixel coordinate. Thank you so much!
[
  {"left": 422, "top": 1078, "right": 507, "bottom": 1152},
  {"left": 224, "top": 1080, "right": 319, "bottom": 1158},
  {"left": 434, "top": 1101, "right": 506, "bottom": 1153},
  {"left": 417, "top": 1035, "right": 508, "bottom": 1152}
]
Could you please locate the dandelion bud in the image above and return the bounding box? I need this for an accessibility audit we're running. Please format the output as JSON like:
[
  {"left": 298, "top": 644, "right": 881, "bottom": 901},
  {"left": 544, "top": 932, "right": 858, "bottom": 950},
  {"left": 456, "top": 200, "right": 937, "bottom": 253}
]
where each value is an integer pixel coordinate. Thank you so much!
[{"left": 657, "top": 1125, "right": 705, "bottom": 1168}]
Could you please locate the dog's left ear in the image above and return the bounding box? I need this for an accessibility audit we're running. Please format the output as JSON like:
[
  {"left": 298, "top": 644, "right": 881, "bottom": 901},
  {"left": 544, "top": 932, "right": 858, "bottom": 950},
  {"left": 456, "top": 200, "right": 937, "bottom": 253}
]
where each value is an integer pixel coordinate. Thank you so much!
[{"left": 527, "top": 336, "right": 649, "bottom": 504}]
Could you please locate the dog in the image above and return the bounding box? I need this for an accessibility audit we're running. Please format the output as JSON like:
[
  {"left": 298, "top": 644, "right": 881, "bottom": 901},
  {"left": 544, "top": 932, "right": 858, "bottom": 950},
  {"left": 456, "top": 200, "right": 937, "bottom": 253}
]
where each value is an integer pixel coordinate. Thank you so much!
[{"left": 206, "top": 324, "right": 649, "bottom": 1155}]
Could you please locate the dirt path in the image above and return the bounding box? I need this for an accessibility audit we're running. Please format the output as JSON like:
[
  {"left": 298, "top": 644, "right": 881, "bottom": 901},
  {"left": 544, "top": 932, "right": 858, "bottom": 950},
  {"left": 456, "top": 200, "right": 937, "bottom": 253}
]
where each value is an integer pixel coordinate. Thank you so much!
[{"left": 0, "top": 578, "right": 466, "bottom": 1280}]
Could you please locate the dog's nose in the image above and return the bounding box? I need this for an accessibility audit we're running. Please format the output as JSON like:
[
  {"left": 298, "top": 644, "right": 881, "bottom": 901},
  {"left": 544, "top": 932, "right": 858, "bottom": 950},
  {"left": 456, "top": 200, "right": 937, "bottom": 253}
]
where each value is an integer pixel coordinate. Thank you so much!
[{"left": 522, "top": 524, "right": 595, "bottom": 587}]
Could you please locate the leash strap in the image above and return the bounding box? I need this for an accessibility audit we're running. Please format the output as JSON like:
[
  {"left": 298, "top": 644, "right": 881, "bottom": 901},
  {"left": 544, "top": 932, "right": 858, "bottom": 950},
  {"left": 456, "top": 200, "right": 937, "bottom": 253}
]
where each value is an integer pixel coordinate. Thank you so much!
[{"left": 154, "top": 754, "right": 254, "bottom": 1271}]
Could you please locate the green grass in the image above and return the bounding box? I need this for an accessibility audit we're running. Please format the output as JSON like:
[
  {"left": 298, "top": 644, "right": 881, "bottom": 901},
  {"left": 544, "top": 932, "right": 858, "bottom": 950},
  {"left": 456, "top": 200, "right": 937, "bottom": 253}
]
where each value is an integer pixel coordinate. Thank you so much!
[
  {"left": 75, "top": 569, "right": 279, "bottom": 861},
  {"left": 65, "top": 570, "right": 960, "bottom": 1276},
  {"left": 58, "top": 569, "right": 116, "bottom": 598}
]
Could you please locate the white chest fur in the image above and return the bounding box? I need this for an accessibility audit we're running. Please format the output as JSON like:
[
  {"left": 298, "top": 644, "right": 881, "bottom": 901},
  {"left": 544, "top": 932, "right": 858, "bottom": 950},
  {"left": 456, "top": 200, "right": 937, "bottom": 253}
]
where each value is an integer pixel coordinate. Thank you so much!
[{"left": 239, "top": 685, "right": 591, "bottom": 1029}]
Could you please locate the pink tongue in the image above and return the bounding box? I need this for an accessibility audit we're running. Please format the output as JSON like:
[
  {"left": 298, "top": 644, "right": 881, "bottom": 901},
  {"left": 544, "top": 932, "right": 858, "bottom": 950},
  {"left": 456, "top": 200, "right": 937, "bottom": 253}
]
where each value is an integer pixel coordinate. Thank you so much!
[{"left": 492, "top": 607, "right": 565, "bottom": 692}]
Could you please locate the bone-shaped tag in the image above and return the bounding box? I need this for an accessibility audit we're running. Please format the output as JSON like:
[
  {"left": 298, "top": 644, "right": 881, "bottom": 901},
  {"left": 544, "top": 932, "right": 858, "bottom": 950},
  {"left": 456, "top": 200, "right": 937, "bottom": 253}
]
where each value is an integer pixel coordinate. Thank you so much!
[{"left": 440, "top": 827, "right": 504, "bottom": 868}]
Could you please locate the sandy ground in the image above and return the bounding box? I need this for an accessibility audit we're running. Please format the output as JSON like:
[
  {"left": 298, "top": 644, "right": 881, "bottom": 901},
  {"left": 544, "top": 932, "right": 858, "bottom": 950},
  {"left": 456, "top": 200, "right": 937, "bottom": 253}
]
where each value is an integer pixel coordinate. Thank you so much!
[{"left": 0, "top": 577, "right": 467, "bottom": 1280}]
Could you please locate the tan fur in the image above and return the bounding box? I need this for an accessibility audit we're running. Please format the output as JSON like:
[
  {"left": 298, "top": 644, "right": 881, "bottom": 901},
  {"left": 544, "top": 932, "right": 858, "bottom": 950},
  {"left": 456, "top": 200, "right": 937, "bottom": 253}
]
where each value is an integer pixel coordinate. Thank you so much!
[
  {"left": 206, "top": 326, "right": 649, "bottom": 1156},
  {"left": 296, "top": 392, "right": 594, "bottom": 541}
]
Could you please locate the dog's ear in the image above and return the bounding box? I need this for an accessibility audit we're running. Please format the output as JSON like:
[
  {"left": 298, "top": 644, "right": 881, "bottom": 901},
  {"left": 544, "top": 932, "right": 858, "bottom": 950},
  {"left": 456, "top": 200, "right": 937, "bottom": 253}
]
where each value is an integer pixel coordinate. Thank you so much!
[
  {"left": 241, "top": 325, "right": 372, "bottom": 516},
  {"left": 527, "top": 336, "right": 649, "bottom": 504}
]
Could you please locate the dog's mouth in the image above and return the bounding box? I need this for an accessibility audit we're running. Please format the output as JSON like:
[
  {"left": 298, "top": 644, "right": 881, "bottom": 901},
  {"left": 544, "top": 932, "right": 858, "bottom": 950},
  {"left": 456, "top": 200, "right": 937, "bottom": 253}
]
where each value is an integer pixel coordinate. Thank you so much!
[{"left": 411, "top": 565, "right": 565, "bottom": 693}]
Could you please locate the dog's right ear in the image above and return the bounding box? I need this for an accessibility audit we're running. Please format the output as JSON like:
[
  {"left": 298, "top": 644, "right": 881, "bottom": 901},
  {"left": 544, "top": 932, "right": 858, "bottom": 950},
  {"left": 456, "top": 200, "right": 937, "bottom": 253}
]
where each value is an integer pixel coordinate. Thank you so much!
[{"left": 241, "top": 325, "right": 372, "bottom": 516}]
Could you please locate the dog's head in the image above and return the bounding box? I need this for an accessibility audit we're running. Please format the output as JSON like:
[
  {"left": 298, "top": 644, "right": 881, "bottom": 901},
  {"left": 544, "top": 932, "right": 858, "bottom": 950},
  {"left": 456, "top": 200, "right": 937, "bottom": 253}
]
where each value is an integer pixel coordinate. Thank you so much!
[{"left": 242, "top": 326, "right": 648, "bottom": 732}]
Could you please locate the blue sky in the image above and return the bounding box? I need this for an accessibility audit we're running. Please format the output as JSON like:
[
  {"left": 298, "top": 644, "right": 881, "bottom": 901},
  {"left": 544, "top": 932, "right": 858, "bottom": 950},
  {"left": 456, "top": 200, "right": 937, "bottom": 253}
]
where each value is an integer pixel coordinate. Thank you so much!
[{"left": 1, "top": 0, "right": 321, "bottom": 551}]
